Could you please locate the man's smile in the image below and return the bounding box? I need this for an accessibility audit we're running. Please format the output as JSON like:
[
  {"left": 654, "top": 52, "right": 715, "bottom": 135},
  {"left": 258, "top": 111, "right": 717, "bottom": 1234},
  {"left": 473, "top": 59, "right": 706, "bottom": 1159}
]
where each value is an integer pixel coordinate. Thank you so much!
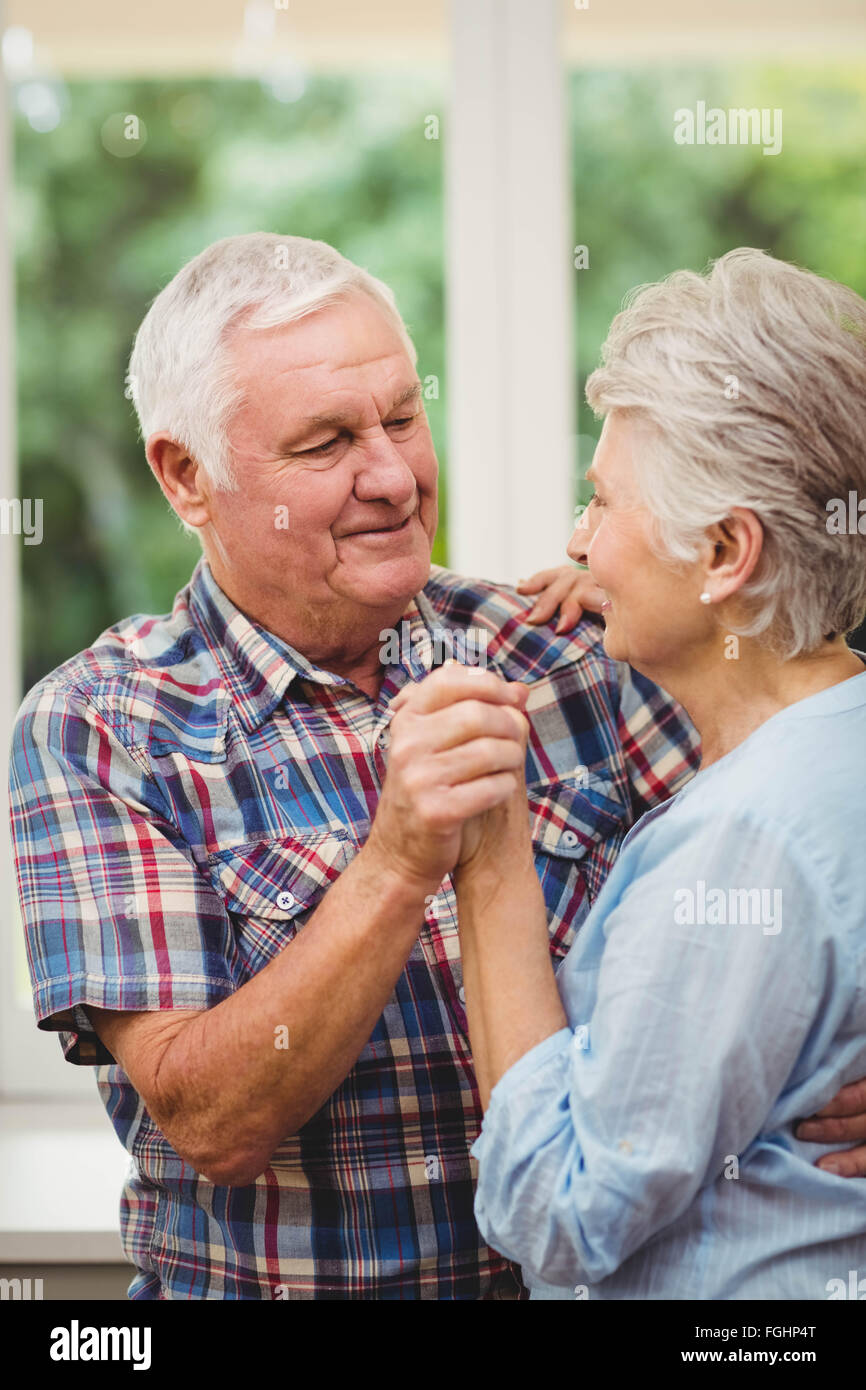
[{"left": 338, "top": 511, "right": 417, "bottom": 539}]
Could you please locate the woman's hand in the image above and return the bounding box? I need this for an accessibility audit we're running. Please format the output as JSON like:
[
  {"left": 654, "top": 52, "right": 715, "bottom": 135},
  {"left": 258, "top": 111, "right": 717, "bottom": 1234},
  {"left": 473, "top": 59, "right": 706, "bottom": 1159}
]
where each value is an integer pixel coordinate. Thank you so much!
[
  {"left": 518, "top": 564, "right": 606, "bottom": 633},
  {"left": 457, "top": 749, "right": 531, "bottom": 871}
]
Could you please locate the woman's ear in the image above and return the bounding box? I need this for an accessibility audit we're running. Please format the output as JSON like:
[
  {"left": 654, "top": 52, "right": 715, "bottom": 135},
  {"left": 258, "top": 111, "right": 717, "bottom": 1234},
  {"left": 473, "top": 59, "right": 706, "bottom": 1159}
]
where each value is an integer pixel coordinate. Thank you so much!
[{"left": 703, "top": 507, "right": 764, "bottom": 602}]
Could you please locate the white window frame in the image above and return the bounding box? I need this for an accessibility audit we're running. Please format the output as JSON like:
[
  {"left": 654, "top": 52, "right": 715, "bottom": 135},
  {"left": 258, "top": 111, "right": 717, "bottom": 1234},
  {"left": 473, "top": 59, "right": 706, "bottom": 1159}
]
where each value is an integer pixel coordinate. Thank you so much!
[{"left": 446, "top": 0, "right": 575, "bottom": 582}]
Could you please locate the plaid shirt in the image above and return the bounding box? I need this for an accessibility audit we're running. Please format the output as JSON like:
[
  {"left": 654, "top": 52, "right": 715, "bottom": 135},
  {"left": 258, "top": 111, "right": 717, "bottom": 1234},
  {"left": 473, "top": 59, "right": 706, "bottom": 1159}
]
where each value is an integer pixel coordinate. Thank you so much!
[{"left": 9, "top": 559, "right": 699, "bottom": 1300}]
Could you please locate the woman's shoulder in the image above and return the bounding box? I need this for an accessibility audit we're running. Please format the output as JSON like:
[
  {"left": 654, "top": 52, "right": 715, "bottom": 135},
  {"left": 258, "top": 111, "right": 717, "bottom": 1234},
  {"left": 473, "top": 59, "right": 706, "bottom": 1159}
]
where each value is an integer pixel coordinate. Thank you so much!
[
  {"left": 693, "top": 675, "right": 865, "bottom": 820},
  {"left": 632, "top": 684, "right": 866, "bottom": 929}
]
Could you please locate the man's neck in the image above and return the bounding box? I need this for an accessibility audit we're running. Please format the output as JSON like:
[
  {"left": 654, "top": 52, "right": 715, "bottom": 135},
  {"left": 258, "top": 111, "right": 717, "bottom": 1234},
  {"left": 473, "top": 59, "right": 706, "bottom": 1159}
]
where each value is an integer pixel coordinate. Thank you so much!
[
  {"left": 204, "top": 555, "right": 420, "bottom": 701},
  {"left": 325, "top": 648, "right": 389, "bottom": 700},
  {"left": 282, "top": 610, "right": 410, "bottom": 700}
]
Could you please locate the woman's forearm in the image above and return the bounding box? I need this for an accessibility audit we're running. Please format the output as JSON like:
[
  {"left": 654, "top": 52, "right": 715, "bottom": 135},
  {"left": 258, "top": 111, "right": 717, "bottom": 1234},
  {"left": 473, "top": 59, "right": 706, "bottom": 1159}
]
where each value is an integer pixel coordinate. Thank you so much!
[
  {"left": 456, "top": 811, "right": 567, "bottom": 1109},
  {"left": 458, "top": 902, "right": 494, "bottom": 1108}
]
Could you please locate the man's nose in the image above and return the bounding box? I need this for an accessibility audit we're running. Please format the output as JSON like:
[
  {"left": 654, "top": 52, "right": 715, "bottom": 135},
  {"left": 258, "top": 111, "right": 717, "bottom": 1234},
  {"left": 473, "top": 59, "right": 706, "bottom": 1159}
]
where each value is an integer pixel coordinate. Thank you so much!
[{"left": 352, "top": 432, "right": 418, "bottom": 506}]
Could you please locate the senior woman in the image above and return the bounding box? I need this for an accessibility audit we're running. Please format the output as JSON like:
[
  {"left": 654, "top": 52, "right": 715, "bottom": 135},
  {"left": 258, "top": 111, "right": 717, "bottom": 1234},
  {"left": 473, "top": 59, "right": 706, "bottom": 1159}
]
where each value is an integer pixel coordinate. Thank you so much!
[{"left": 399, "top": 248, "right": 866, "bottom": 1299}]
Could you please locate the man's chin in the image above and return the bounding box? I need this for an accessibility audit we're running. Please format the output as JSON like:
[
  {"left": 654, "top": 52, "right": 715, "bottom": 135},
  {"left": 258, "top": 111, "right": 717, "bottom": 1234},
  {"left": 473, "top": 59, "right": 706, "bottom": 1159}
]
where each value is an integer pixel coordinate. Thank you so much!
[{"left": 339, "top": 548, "right": 432, "bottom": 609}]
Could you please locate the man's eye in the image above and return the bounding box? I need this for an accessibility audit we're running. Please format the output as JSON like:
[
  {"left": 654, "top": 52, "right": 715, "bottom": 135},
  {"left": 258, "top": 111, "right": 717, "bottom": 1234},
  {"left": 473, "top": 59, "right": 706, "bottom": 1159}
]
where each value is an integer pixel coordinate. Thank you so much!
[
  {"left": 387, "top": 416, "right": 416, "bottom": 430},
  {"left": 301, "top": 437, "right": 339, "bottom": 457}
]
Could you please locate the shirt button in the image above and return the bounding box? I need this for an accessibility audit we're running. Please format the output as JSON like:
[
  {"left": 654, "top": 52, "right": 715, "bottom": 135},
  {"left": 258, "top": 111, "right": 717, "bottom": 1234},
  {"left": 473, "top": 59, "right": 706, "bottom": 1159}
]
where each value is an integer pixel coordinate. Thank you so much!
[
  {"left": 560, "top": 829, "right": 579, "bottom": 848},
  {"left": 377, "top": 729, "right": 390, "bottom": 748},
  {"left": 458, "top": 986, "right": 466, "bottom": 1003},
  {"left": 276, "top": 890, "right": 297, "bottom": 911}
]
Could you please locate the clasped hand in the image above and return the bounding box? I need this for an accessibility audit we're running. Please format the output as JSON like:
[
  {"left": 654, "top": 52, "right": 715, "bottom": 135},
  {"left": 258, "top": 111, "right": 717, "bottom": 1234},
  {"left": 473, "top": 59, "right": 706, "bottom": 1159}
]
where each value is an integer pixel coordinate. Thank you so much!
[{"left": 367, "top": 661, "right": 531, "bottom": 890}]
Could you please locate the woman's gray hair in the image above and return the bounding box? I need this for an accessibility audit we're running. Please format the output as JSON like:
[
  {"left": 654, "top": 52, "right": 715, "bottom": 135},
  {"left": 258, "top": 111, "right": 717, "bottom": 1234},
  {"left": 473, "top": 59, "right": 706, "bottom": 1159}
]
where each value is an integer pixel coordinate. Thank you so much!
[
  {"left": 127, "top": 232, "right": 417, "bottom": 493},
  {"left": 585, "top": 247, "right": 866, "bottom": 658}
]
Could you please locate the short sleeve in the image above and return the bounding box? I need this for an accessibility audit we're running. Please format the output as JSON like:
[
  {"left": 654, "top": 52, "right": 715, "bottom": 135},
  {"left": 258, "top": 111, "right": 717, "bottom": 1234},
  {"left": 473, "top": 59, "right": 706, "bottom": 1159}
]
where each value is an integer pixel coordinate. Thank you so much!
[{"left": 9, "top": 681, "right": 239, "bottom": 1065}]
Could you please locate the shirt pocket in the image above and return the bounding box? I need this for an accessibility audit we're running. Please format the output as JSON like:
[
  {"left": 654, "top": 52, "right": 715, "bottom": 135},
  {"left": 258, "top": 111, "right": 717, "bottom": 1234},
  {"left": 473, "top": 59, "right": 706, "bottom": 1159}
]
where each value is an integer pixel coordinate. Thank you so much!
[
  {"left": 207, "top": 830, "right": 356, "bottom": 981},
  {"left": 527, "top": 768, "right": 629, "bottom": 959}
]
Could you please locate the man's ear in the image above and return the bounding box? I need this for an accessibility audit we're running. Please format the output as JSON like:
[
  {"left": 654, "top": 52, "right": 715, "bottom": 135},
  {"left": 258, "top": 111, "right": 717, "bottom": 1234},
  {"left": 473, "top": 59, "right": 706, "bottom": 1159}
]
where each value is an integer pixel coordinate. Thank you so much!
[
  {"left": 146, "top": 434, "right": 212, "bottom": 530},
  {"left": 703, "top": 507, "right": 764, "bottom": 602}
]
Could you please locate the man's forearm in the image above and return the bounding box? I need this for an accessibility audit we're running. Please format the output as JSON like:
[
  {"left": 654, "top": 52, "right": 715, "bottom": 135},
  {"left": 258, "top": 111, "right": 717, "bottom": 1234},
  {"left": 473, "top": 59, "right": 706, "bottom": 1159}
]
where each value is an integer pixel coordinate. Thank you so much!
[{"left": 152, "top": 843, "right": 435, "bottom": 1184}]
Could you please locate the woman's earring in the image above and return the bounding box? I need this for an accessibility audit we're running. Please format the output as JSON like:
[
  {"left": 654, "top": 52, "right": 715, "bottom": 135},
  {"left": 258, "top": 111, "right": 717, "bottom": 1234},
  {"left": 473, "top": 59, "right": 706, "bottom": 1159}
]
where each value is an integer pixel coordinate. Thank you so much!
[{"left": 699, "top": 591, "right": 712, "bottom": 605}]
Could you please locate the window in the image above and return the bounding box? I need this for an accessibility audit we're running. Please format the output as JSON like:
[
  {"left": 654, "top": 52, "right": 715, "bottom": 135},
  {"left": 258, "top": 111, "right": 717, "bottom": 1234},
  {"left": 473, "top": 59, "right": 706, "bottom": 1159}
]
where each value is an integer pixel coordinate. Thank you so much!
[
  {"left": 563, "top": 0, "right": 866, "bottom": 648},
  {"left": 3, "top": 0, "right": 864, "bottom": 1099}
]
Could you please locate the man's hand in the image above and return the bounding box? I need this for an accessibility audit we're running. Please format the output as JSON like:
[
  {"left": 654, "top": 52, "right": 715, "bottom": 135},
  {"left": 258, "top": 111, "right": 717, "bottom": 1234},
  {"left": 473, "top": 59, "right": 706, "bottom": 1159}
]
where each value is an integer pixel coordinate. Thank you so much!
[
  {"left": 367, "top": 662, "right": 530, "bottom": 891},
  {"left": 517, "top": 565, "right": 606, "bottom": 633},
  {"left": 796, "top": 1078, "right": 866, "bottom": 1177}
]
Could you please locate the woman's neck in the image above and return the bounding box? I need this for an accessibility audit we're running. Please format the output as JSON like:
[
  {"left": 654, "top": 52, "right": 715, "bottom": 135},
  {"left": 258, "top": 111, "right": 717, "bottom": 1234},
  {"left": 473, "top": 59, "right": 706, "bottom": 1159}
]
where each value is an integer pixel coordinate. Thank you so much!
[{"left": 643, "top": 638, "right": 865, "bottom": 771}]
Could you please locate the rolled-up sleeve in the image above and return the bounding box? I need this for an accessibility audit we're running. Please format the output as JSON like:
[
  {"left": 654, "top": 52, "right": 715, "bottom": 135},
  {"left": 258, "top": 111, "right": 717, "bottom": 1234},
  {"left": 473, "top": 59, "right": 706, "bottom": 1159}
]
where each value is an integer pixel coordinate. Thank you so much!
[
  {"left": 9, "top": 681, "right": 239, "bottom": 1065},
  {"left": 471, "top": 808, "right": 827, "bottom": 1288}
]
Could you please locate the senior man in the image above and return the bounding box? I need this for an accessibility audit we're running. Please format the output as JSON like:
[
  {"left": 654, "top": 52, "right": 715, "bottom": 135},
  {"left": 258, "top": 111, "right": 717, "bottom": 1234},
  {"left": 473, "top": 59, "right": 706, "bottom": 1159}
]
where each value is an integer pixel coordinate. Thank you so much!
[{"left": 9, "top": 234, "right": 866, "bottom": 1301}]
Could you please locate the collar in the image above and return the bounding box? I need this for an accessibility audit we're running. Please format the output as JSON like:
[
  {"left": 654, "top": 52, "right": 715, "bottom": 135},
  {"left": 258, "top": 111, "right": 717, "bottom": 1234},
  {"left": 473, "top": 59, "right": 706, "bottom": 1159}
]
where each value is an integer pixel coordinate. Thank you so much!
[
  {"left": 188, "top": 559, "right": 350, "bottom": 734},
  {"left": 187, "top": 560, "right": 506, "bottom": 735}
]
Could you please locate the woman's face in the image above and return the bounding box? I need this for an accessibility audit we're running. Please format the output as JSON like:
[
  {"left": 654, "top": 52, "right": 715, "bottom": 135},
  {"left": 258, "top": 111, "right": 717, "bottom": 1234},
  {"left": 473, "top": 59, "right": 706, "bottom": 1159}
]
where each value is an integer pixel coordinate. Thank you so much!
[{"left": 567, "top": 413, "right": 712, "bottom": 674}]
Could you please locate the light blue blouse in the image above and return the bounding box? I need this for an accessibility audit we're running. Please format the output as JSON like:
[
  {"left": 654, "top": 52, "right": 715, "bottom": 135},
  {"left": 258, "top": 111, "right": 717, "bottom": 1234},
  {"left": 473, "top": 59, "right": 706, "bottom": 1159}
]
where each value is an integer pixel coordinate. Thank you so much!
[{"left": 471, "top": 669, "right": 866, "bottom": 1299}]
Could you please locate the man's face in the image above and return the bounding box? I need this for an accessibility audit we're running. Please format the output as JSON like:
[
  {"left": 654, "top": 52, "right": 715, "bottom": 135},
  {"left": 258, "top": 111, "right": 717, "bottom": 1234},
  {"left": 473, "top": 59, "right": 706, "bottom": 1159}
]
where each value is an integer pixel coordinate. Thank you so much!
[{"left": 203, "top": 291, "right": 438, "bottom": 625}]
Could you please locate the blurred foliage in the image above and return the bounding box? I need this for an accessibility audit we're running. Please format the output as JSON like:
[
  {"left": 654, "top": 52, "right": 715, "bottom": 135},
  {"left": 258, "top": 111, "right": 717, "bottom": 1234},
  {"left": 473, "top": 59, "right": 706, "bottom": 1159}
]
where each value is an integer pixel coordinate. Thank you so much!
[
  {"left": 570, "top": 62, "right": 866, "bottom": 493},
  {"left": 14, "top": 61, "right": 866, "bottom": 686},
  {"left": 14, "top": 73, "right": 446, "bottom": 690}
]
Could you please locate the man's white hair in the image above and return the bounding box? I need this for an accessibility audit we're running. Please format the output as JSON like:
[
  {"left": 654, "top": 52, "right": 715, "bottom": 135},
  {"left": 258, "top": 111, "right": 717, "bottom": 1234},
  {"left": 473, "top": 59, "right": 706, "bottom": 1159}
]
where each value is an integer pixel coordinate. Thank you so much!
[
  {"left": 586, "top": 247, "right": 866, "bottom": 659},
  {"left": 127, "top": 232, "right": 417, "bottom": 494}
]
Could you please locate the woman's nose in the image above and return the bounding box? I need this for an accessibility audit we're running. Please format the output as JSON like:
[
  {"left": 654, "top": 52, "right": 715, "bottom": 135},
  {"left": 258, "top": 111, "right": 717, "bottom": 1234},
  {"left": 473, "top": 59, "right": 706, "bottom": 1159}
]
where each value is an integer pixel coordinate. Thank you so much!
[{"left": 566, "top": 503, "right": 594, "bottom": 565}]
